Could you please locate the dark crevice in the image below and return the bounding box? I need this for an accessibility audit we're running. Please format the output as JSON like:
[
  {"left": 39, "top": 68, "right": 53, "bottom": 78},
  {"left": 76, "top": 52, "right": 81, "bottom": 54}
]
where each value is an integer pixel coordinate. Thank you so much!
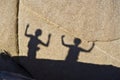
[
  {"left": 16, "top": 0, "right": 20, "bottom": 55},
  {"left": 14, "top": 1, "right": 34, "bottom": 77}
]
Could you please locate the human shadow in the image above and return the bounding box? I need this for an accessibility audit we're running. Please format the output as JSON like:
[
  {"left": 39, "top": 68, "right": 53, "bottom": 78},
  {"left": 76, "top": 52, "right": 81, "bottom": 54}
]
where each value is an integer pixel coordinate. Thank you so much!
[
  {"left": 0, "top": 52, "right": 120, "bottom": 80},
  {"left": 12, "top": 56, "right": 120, "bottom": 80},
  {"left": 12, "top": 34, "right": 120, "bottom": 80},
  {"left": 61, "top": 35, "right": 94, "bottom": 62},
  {"left": 11, "top": 29, "right": 119, "bottom": 80},
  {"left": 0, "top": 45, "right": 119, "bottom": 80},
  {"left": 25, "top": 24, "right": 51, "bottom": 59}
]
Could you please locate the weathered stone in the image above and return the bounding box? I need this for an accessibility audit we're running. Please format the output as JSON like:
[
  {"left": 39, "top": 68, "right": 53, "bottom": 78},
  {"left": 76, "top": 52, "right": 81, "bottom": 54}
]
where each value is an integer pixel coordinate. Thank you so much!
[
  {"left": 0, "top": 0, "right": 18, "bottom": 56},
  {"left": 79, "top": 39, "right": 120, "bottom": 67},
  {"left": 19, "top": 0, "right": 120, "bottom": 67},
  {"left": 18, "top": 0, "right": 120, "bottom": 79},
  {"left": 19, "top": 0, "right": 120, "bottom": 41}
]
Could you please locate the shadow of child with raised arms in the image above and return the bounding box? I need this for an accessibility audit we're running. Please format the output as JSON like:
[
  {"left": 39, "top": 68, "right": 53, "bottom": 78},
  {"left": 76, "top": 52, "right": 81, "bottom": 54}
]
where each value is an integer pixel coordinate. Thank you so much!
[
  {"left": 61, "top": 35, "right": 95, "bottom": 62},
  {"left": 25, "top": 24, "right": 51, "bottom": 59}
]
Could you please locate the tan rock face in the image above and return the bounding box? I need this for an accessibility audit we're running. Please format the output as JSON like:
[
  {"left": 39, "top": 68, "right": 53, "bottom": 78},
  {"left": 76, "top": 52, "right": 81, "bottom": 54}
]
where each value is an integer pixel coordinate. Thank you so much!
[
  {"left": 18, "top": 0, "right": 120, "bottom": 67},
  {"left": 20, "top": 0, "right": 120, "bottom": 41},
  {"left": 0, "top": 0, "right": 18, "bottom": 56},
  {"left": 79, "top": 40, "right": 120, "bottom": 67},
  {"left": 0, "top": 0, "right": 119, "bottom": 79},
  {"left": 18, "top": 0, "right": 120, "bottom": 79}
]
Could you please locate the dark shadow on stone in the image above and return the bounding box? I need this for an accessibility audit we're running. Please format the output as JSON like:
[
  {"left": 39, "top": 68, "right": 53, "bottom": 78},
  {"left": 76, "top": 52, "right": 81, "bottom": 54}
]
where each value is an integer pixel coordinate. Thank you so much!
[
  {"left": 0, "top": 52, "right": 33, "bottom": 78},
  {"left": 13, "top": 56, "right": 120, "bottom": 80},
  {"left": 61, "top": 35, "right": 95, "bottom": 62},
  {"left": 25, "top": 24, "right": 51, "bottom": 59},
  {"left": 20, "top": 25, "right": 120, "bottom": 80}
]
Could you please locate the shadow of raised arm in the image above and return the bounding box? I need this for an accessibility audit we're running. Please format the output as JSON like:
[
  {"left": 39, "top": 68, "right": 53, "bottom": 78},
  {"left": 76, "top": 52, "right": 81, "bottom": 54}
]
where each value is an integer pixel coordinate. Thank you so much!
[
  {"left": 25, "top": 24, "right": 32, "bottom": 37},
  {"left": 61, "top": 35, "right": 71, "bottom": 47},
  {"left": 40, "top": 34, "right": 51, "bottom": 47},
  {"left": 81, "top": 42, "right": 95, "bottom": 52}
]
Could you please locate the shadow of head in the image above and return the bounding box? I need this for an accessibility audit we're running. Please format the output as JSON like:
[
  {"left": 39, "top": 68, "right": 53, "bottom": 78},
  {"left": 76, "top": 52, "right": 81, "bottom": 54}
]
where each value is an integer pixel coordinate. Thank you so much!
[
  {"left": 35, "top": 29, "right": 42, "bottom": 37},
  {"left": 74, "top": 38, "right": 81, "bottom": 46}
]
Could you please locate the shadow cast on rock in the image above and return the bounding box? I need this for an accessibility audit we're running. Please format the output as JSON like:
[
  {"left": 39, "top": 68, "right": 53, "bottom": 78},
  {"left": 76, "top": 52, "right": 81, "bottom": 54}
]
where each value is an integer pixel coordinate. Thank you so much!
[{"left": 13, "top": 56, "right": 120, "bottom": 80}]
